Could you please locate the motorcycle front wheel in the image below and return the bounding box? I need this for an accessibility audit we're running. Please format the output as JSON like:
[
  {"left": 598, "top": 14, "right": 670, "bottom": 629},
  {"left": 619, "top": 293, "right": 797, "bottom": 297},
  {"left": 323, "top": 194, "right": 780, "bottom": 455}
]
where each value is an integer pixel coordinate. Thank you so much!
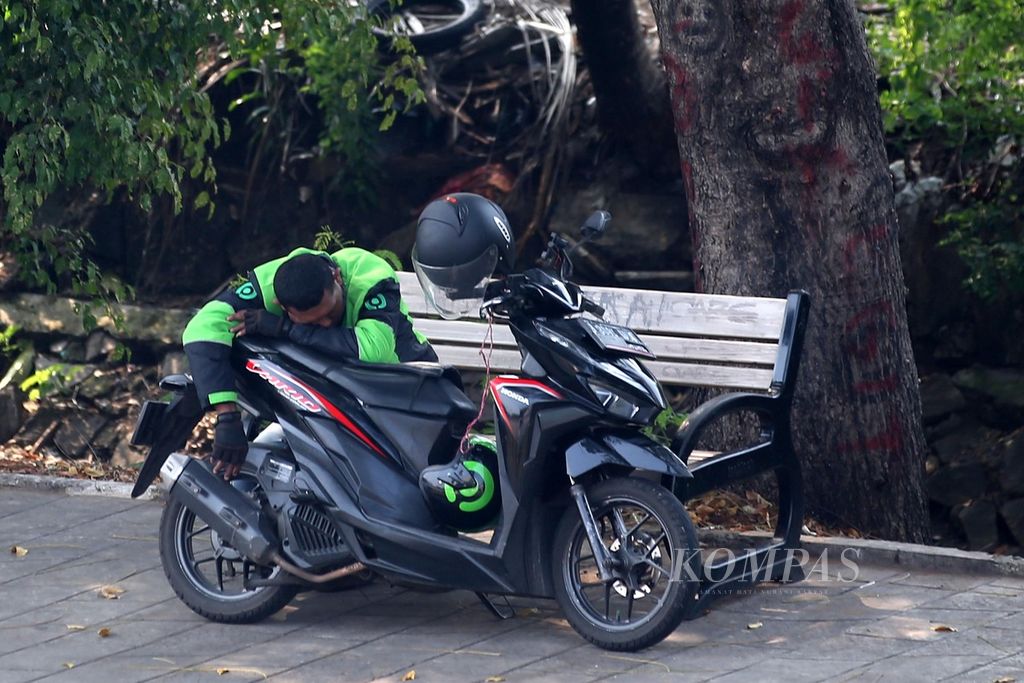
[
  {"left": 552, "top": 476, "right": 700, "bottom": 651},
  {"left": 159, "top": 484, "right": 298, "bottom": 623}
]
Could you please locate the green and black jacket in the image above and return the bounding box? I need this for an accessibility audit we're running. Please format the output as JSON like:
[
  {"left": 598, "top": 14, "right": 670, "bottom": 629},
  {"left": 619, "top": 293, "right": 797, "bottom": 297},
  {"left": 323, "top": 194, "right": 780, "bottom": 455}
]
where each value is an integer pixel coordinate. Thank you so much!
[{"left": 182, "top": 247, "right": 437, "bottom": 408}]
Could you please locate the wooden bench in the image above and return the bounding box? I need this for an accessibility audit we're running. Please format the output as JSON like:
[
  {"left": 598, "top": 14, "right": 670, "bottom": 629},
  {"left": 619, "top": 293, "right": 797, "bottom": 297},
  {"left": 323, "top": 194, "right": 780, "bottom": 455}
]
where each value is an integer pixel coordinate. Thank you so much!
[{"left": 397, "top": 271, "right": 812, "bottom": 606}]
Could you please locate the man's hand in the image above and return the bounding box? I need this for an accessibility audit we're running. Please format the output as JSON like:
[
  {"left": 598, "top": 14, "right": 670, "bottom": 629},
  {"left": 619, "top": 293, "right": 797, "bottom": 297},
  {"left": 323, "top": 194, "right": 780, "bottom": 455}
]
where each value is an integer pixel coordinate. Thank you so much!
[
  {"left": 228, "top": 309, "right": 290, "bottom": 338},
  {"left": 212, "top": 410, "right": 247, "bottom": 480}
]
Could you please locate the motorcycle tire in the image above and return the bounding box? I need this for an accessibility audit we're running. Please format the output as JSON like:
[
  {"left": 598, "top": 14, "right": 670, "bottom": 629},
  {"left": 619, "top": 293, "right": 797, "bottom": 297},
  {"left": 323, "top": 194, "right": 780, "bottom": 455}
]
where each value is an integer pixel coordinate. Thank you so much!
[
  {"left": 367, "top": 0, "right": 487, "bottom": 55},
  {"left": 551, "top": 476, "right": 700, "bottom": 652},
  {"left": 159, "top": 497, "right": 298, "bottom": 624}
]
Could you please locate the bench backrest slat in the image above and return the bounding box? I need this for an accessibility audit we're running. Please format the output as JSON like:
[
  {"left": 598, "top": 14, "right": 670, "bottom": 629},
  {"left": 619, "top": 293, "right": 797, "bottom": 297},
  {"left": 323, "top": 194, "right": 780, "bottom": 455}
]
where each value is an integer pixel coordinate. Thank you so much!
[
  {"left": 397, "top": 272, "right": 789, "bottom": 392},
  {"left": 398, "top": 273, "right": 786, "bottom": 341}
]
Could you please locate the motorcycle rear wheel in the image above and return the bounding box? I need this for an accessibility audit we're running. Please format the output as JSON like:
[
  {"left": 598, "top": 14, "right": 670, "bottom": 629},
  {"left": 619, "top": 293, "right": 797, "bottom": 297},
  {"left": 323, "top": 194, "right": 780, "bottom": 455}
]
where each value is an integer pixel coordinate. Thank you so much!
[
  {"left": 552, "top": 476, "right": 699, "bottom": 651},
  {"left": 159, "top": 494, "right": 298, "bottom": 623}
]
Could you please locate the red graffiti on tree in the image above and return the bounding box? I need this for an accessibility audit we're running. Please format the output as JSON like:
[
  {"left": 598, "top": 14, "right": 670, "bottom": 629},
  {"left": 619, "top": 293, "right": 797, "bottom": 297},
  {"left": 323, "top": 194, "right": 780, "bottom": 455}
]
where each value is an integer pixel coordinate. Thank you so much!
[
  {"left": 682, "top": 159, "right": 704, "bottom": 292},
  {"left": 837, "top": 415, "right": 905, "bottom": 454},
  {"left": 843, "top": 224, "right": 890, "bottom": 275},
  {"left": 662, "top": 53, "right": 698, "bottom": 135},
  {"left": 842, "top": 300, "right": 899, "bottom": 395}
]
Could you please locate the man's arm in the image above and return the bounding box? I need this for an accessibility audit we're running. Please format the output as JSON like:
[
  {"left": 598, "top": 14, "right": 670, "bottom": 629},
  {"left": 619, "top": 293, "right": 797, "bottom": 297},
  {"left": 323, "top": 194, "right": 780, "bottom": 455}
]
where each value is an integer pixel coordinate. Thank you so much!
[
  {"left": 283, "top": 279, "right": 435, "bottom": 363},
  {"left": 182, "top": 284, "right": 264, "bottom": 479}
]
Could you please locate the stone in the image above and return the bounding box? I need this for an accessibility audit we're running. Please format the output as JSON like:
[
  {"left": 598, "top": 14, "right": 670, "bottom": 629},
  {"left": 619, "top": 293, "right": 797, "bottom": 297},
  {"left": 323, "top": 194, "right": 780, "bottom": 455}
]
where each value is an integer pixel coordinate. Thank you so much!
[
  {"left": 932, "top": 322, "right": 977, "bottom": 362},
  {"left": 927, "top": 463, "right": 987, "bottom": 507},
  {"left": 52, "top": 413, "right": 109, "bottom": 459},
  {"left": 919, "top": 374, "right": 967, "bottom": 423},
  {"left": 889, "top": 160, "right": 907, "bottom": 192},
  {"left": 84, "top": 329, "right": 119, "bottom": 362},
  {"left": 924, "top": 413, "right": 970, "bottom": 443},
  {"left": 48, "top": 338, "right": 86, "bottom": 362},
  {"left": 0, "top": 293, "right": 193, "bottom": 346},
  {"left": 953, "top": 365, "right": 1024, "bottom": 409},
  {"left": 0, "top": 347, "right": 34, "bottom": 393},
  {"left": 159, "top": 351, "right": 189, "bottom": 379},
  {"left": 999, "top": 432, "right": 1024, "bottom": 496},
  {"left": 110, "top": 439, "right": 146, "bottom": 468},
  {"left": 955, "top": 500, "right": 998, "bottom": 551},
  {"left": 1000, "top": 498, "right": 1024, "bottom": 546},
  {"left": 930, "top": 423, "right": 999, "bottom": 464},
  {"left": 78, "top": 370, "right": 120, "bottom": 400},
  {"left": 0, "top": 386, "right": 25, "bottom": 442}
]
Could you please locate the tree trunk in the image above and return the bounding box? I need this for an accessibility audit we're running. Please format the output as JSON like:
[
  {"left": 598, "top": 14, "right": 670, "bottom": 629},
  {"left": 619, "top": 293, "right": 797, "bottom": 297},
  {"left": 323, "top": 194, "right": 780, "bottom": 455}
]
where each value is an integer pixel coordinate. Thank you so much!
[
  {"left": 649, "top": 0, "right": 929, "bottom": 541},
  {"left": 570, "top": 0, "right": 677, "bottom": 172}
]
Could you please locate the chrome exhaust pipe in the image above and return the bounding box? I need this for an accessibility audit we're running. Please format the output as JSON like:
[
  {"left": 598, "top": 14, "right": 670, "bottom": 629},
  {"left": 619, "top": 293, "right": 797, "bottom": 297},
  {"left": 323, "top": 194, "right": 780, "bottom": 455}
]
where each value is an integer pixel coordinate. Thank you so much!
[{"left": 160, "top": 453, "right": 278, "bottom": 565}]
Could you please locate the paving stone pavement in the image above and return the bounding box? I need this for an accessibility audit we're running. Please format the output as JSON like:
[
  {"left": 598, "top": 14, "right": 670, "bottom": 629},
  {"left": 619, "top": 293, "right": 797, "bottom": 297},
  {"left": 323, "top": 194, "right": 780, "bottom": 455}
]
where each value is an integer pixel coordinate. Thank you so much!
[{"left": 2, "top": 487, "right": 1024, "bottom": 683}]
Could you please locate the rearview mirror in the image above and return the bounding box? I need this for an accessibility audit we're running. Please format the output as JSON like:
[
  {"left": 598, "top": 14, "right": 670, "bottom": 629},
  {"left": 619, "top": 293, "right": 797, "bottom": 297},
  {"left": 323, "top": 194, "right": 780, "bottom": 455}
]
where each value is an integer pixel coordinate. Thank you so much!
[{"left": 580, "top": 210, "right": 610, "bottom": 241}]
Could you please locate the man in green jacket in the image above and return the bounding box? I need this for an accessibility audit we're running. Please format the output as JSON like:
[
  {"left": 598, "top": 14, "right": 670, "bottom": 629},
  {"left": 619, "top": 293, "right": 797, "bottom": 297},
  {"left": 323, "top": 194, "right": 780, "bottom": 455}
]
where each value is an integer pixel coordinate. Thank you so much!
[{"left": 183, "top": 246, "right": 437, "bottom": 479}]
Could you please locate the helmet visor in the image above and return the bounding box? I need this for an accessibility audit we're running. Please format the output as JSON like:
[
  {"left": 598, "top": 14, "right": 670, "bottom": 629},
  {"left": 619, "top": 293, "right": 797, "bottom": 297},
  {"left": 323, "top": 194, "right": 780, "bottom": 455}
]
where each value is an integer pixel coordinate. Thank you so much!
[{"left": 412, "top": 245, "right": 499, "bottom": 320}]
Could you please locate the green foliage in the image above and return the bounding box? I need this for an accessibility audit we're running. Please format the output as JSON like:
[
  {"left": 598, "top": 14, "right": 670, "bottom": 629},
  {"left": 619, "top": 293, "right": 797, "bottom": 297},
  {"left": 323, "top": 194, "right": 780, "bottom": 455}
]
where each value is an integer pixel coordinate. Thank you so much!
[
  {"left": 313, "top": 225, "right": 403, "bottom": 269},
  {"left": 868, "top": 0, "right": 1024, "bottom": 301},
  {"left": 0, "top": 325, "right": 19, "bottom": 355},
  {"left": 1, "top": 0, "right": 226, "bottom": 302},
  {"left": 0, "top": 0, "right": 422, "bottom": 309},
  {"left": 218, "top": 2, "right": 424, "bottom": 211},
  {"left": 643, "top": 408, "right": 688, "bottom": 448},
  {"left": 374, "top": 248, "right": 403, "bottom": 271},
  {"left": 19, "top": 362, "right": 82, "bottom": 401},
  {"left": 313, "top": 225, "right": 353, "bottom": 252},
  {"left": 940, "top": 170, "right": 1024, "bottom": 300},
  {"left": 868, "top": 0, "right": 1024, "bottom": 157}
]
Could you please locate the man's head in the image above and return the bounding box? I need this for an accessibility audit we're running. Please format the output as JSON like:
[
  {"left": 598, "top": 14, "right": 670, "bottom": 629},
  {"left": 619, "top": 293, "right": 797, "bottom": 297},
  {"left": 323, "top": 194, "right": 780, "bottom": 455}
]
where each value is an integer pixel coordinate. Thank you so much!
[{"left": 274, "top": 254, "right": 346, "bottom": 327}]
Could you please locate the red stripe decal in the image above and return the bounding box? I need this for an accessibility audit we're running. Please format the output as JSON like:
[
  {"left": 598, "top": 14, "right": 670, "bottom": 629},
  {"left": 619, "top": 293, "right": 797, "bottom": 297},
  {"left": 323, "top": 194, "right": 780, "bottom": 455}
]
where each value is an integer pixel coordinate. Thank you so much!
[
  {"left": 296, "top": 381, "right": 389, "bottom": 459},
  {"left": 488, "top": 378, "right": 563, "bottom": 399},
  {"left": 488, "top": 377, "right": 562, "bottom": 430}
]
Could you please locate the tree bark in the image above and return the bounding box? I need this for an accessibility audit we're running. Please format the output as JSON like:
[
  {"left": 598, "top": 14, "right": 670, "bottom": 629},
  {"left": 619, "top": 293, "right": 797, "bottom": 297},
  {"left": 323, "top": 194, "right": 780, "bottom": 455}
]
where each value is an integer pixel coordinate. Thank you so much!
[
  {"left": 570, "top": 0, "right": 677, "bottom": 171},
  {"left": 649, "top": 0, "right": 929, "bottom": 540}
]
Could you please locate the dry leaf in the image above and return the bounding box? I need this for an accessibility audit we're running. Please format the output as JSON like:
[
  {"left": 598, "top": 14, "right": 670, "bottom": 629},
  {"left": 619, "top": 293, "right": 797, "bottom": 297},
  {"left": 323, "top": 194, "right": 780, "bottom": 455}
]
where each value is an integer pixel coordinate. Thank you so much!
[
  {"left": 84, "top": 467, "right": 104, "bottom": 478},
  {"left": 403, "top": 671, "right": 416, "bottom": 681},
  {"left": 216, "top": 668, "right": 230, "bottom": 675},
  {"left": 747, "top": 622, "right": 763, "bottom": 630},
  {"left": 993, "top": 677, "right": 1016, "bottom": 683},
  {"left": 66, "top": 625, "right": 86, "bottom": 632},
  {"left": 931, "top": 624, "right": 958, "bottom": 633},
  {"left": 66, "top": 466, "right": 79, "bottom": 476},
  {"left": 63, "top": 663, "right": 75, "bottom": 669},
  {"left": 98, "top": 585, "right": 125, "bottom": 599},
  {"left": 97, "top": 627, "right": 111, "bottom": 638},
  {"left": 486, "top": 677, "right": 506, "bottom": 682},
  {"left": 10, "top": 545, "right": 28, "bottom": 557}
]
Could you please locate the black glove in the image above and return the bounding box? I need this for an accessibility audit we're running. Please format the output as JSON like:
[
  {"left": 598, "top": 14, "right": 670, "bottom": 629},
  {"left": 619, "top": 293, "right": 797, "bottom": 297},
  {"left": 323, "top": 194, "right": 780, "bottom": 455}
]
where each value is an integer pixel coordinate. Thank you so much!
[
  {"left": 212, "top": 411, "right": 247, "bottom": 477},
  {"left": 239, "top": 309, "right": 290, "bottom": 338}
]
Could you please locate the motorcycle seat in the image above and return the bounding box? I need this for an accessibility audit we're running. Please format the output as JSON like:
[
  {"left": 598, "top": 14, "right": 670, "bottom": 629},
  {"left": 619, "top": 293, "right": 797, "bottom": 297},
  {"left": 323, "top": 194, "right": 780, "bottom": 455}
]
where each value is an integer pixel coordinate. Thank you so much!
[{"left": 242, "top": 339, "right": 476, "bottom": 419}]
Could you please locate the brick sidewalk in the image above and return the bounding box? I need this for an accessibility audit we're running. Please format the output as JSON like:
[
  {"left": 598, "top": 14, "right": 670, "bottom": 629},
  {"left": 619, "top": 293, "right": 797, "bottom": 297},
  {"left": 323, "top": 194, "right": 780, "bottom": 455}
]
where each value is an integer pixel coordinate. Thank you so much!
[{"left": 2, "top": 488, "right": 1024, "bottom": 682}]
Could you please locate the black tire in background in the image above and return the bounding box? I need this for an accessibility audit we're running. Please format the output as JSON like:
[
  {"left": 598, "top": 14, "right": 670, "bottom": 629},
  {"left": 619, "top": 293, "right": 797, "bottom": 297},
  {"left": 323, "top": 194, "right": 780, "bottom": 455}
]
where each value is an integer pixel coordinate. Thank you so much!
[
  {"left": 367, "top": 0, "right": 487, "bottom": 54},
  {"left": 159, "top": 499, "right": 298, "bottom": 623},
  {"left": 551, "top": 477, "right": 700, "bottom": 652}
]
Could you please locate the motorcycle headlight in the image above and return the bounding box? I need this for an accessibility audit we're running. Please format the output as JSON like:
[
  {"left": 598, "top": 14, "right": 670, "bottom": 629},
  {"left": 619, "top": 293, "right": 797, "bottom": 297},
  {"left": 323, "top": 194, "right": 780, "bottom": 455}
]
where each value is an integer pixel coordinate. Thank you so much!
[{"left": 586, "top": 379, "right": 641, "bottom": 421}]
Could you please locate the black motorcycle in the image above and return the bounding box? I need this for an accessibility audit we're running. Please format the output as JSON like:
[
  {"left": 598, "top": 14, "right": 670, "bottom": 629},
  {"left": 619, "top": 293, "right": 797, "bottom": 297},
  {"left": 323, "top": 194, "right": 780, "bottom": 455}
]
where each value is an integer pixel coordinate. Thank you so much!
[{"left": 131, "top": 211, "right": 700, "bottom": 651}]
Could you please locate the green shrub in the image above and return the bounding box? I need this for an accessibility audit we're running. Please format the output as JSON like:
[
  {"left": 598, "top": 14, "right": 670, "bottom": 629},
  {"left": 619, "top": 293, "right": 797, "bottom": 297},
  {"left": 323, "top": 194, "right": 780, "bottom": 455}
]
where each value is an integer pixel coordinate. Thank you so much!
[
  {"left": 869, "top": 0, "right": 1024, "bottom": 158},
  {"left": 869, "top": 0, "right": 1023, "bottom": 301},
  {"left": 0, "top": 0, "right": 421, "bottom": 311}
]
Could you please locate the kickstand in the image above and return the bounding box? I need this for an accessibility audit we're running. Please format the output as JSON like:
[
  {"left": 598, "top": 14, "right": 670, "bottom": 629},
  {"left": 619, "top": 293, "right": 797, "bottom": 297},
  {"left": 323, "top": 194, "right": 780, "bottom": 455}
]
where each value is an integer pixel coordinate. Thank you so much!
[{"left": 476, "top": 592, "right": 515, "bottom": 620}]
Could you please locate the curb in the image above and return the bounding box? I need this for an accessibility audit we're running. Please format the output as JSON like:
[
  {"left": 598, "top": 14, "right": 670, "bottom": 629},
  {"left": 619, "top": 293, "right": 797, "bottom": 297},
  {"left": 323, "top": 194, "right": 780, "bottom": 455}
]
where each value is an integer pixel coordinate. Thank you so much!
[
  {"left": 0, "top": 472, "right": 162, "bottom": 501},
  {"left": 4, "top": 473, "right": 1024, "bottom": 578},
  {"left": 704, "top": 529, "right": 1024, "bottom": 579}
]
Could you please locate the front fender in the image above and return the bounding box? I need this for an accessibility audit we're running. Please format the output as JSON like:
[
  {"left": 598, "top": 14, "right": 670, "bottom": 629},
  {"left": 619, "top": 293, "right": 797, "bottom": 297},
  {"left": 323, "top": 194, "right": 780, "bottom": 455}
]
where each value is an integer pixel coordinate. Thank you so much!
[{"left": 565, "top": 431, "right": 691, "bottom": 480}]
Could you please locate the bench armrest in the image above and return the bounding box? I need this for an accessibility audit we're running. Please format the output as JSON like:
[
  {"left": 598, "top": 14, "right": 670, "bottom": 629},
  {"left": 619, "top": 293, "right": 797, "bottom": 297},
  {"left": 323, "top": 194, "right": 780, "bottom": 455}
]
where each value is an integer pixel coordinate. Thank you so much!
[{"left": 671, "top": 392, "right": 781, "bottom": 464}]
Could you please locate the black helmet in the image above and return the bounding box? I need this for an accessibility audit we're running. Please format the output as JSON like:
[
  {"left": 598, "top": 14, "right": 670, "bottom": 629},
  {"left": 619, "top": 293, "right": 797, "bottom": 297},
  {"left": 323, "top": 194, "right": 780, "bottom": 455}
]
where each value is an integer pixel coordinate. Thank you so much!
[{"left": 412, "top": 193, "right": 514, "bottom": 319}]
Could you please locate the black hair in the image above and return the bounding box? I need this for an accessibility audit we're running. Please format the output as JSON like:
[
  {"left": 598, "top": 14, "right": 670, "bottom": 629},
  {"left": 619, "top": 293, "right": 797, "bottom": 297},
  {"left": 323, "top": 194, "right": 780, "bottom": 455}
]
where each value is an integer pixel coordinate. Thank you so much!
[{"left": 274, "top": 254, "right": 336, "bottom": 311}]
